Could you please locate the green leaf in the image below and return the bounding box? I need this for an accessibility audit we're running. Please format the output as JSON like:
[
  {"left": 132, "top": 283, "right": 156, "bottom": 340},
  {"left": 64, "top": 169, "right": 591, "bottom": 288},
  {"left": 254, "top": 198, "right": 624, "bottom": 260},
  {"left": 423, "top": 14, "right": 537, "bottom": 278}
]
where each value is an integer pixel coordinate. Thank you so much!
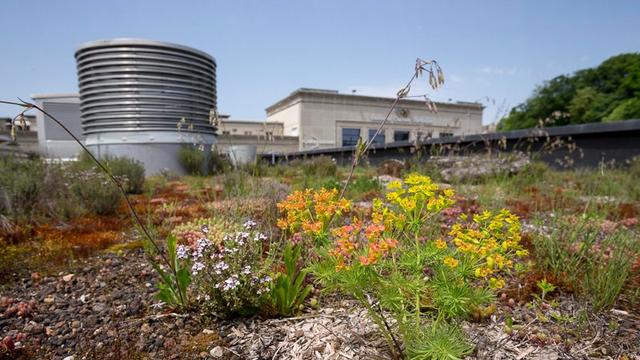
[
  {"left": 167, "top": 234, "right": 177, "bottom": 270},
  {"left": 177, "top": 267, "right": 191, "bottom": 292}
]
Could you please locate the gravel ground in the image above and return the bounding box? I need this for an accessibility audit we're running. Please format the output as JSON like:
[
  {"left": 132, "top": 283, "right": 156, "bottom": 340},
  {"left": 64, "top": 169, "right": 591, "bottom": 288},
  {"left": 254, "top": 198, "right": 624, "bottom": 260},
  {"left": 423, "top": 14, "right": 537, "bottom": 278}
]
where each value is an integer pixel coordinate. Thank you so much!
[
  {"left": 1, "top": 249, "right": 220, "bottom": 359},
  {"left": 1, "top": 246, "right": 639, "bottom": 359}
]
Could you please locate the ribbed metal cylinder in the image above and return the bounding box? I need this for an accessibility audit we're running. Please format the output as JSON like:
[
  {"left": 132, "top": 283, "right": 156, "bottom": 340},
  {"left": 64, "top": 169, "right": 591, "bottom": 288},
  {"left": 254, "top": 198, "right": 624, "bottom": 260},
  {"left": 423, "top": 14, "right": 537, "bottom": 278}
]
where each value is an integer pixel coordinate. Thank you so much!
[{"left": 75, "top": 38, "right": 216, "bottom": 135}]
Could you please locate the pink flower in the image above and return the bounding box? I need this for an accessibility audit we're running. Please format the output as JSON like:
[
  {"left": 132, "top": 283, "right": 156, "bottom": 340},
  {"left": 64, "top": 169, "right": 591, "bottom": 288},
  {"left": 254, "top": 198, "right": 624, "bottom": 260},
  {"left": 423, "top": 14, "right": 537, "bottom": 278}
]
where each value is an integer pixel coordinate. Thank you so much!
[{"left": 291, "top": 232, "right": 303, "bottom": 246}]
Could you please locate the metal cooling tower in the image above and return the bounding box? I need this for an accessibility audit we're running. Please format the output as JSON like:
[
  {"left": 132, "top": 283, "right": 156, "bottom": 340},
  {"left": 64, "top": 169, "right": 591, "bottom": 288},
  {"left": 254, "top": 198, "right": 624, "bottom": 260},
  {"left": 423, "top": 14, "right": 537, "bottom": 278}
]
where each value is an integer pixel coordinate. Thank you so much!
[{"left": 75, "top": 38, "right": 217, "bottom": 174}]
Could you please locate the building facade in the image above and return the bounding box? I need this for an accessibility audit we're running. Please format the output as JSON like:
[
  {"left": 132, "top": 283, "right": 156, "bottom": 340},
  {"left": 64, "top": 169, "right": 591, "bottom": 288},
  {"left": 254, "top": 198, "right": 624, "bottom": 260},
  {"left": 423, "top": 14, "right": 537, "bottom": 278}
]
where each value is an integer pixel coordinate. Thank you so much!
[
  {"left": 217, "top": 119, "right": 284, "bottom": 139},
  {"left": 31, "top": 93, "right": 85, "bottom": 159},
  {"left": 215, "top": 119, "right": 297, "bottom": 154},
  {"left": 266, "top": 88, "right": 484, "bottom": 151},
  {"left": 23, "top": 88, "right": 484, "bottom": 160}
]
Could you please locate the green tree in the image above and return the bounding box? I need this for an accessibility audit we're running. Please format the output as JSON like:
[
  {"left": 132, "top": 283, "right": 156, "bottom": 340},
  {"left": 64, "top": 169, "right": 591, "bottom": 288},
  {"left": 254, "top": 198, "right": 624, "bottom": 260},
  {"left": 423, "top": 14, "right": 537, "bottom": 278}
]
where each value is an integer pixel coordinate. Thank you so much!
[
  {"left": 498, "top": 53, "right": 640, "bottom": 130},
  {"left": 604, "top": 98, "right": 640, "bottom": 122}
]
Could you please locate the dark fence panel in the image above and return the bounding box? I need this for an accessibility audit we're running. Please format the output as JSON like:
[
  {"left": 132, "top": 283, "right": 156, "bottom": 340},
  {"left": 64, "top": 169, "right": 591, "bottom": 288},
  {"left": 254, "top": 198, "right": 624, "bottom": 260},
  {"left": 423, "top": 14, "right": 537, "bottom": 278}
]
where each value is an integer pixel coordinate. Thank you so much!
[{"left": 264, "top": 119, "right": 640, "bottom": 168}]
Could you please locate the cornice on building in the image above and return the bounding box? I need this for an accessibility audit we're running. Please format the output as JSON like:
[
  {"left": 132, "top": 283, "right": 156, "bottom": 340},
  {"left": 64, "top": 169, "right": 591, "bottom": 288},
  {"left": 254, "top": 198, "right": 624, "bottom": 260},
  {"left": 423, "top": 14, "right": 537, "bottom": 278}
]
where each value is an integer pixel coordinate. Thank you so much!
[{"left": 265, "top": 88, "right": 484, "bottom": 115}]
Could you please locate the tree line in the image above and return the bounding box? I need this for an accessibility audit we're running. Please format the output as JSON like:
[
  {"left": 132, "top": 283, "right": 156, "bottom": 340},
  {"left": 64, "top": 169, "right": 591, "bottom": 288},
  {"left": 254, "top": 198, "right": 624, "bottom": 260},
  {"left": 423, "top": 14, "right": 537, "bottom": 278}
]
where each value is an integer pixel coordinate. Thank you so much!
[{"left": 498, "top": 53, "right": 640, "bottom": 131}]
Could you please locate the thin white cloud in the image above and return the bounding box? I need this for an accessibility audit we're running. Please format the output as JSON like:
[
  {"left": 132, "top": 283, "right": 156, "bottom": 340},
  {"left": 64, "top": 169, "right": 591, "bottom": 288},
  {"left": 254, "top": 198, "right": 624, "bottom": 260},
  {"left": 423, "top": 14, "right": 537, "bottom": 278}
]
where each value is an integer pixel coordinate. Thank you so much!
[
  {"left": 449, "top": 74, "right": 464, "bottom": 83},
  {"left": 480, "top": 66, "right": 517, "bottom": 76}
]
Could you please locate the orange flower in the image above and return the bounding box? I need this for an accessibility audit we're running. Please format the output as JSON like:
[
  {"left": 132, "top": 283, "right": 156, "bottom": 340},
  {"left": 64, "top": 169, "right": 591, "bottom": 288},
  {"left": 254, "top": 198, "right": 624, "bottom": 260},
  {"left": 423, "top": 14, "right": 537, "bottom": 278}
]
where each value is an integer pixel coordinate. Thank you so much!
[
  {"left": 302, "top": 220, "right": 323, "bottom": 234},
  {"left": 277, "top": 218, "right": 288, "bottom": 230},
  {"left": 385, "top": 238, "right": 398, "bottom": 249},
  {"left": 277, "top": 188, "right": 352, "bottom": 237},
  {"left": 364, "top": 223, "right": 384, "bottom": 241}
]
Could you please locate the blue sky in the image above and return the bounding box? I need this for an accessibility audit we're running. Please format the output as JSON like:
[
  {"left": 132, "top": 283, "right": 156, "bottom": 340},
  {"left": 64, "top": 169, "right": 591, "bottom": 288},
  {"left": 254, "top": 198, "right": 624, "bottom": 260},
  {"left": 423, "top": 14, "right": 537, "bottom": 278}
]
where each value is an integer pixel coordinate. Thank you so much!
[{"left": 1, "top": 0, "right": 638, "bottom": 124}]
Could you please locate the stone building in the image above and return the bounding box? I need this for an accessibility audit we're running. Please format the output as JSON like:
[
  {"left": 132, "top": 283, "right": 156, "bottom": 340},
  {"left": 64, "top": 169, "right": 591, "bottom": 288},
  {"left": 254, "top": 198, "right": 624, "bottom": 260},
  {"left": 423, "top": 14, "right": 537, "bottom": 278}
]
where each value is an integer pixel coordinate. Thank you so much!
[
  {"left": 31, "top": 93, "right": 85, "bottom": 159},
  {"left": 214, "top": 117, "right": 298, "bottom": 155},
  {"left": 217, "top": 119, "right": 284, "bottom": 139},
  {"left": 266, "top": 88, "right": 484, "bottom": 151},
  {"left": 20, "top": 88, "right": 484, "bottom": 158}
]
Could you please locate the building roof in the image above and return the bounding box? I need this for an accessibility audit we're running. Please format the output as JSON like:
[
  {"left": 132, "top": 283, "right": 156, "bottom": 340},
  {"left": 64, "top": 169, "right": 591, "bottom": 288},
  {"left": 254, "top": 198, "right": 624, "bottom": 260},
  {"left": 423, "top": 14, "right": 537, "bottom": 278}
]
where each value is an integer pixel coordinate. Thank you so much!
[
  {"left": 222, "top": 119, "right": 282, "bottom": 125},
  {"left": 75, "top": 38, "right": 216, "bottom": 63},
  {"left": 265, "top": 88, "right": 484, "bottom": 114},
  {"left": 31, "top": 93, "right": 80, "bottom": 102}
]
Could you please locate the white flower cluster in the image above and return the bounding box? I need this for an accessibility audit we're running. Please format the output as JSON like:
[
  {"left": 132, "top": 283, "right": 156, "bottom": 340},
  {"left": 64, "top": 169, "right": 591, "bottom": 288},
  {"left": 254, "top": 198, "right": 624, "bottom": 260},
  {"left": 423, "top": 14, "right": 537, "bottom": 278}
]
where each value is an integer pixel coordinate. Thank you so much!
[
  {"left": 175, "top": 236, "right": 213, "bottom": 276},
  {"left": 220, "top": 275, "right": 241, "bottom": 291},
  {"left": 192, "top": 238, "right": 211, "bottom": 259},
  {"left": 254, "top": 275, "right": 272, "bottom": 295},
  {"left": 242, "top": 265, "right": 251, "bottom": 275},
  {"left": 214, "top": 261, "right": 229, "bottom": 275},
  {"left": 176, "top": 245, "right": 189, "bottom": 260},
  {"left": 221, "top": 229, "right": 268, "bottom": 248},
  {"left": 243, "top": 219, "right": 257, "bottom": 229},
  {"left": 191, "top": 261, "right": 205, "bottom": 275},
  {"left": 174, "top": 219, "right": 275, "bottom": 312}
]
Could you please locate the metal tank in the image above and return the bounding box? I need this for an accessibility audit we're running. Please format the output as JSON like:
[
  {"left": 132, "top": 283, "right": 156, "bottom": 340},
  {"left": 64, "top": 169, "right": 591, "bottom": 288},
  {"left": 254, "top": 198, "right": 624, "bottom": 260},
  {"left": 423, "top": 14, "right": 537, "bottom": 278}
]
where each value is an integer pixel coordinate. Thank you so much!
[{"left": 75, "top": 38, "right": 217, "bottom": 174}]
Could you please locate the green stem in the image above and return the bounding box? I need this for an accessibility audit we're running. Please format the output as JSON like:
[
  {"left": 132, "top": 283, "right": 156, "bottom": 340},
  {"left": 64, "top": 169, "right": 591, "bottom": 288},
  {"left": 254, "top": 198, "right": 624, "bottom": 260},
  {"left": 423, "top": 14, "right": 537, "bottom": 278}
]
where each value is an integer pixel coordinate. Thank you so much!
[{"left": 415, "top": 292, "right": 421, "bottom": 328}]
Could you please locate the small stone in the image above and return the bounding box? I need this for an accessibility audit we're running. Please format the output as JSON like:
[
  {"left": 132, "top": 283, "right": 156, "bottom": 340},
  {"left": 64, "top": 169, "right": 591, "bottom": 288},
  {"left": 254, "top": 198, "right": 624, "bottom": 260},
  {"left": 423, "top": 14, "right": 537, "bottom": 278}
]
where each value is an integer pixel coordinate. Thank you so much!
[
  {"left": 92, "top": 303, "right": 107, "bottom": 312},
  {"left": 24, "top": 321, "right": 44, "bottom": 334},
  {"left": 62, "top": 356, "right": 75, "bottom": 360},
  {"left": 209, "top": 346, "right": 224, "bottom": 357},
  {"left": 163, "top": 338, "right": 176, "bottom": 349},
  {"left": 62, "top": 274, "right": 75, "bottom": 282},
  {"left": 127, "top": 302, "right": 142, "bottom": 316},
  {"left": 1, "top": 336, "right": 14, "bottom": 352},
  {"left": 45, "top": 327, "right": 56, "bottom": 336},
  {"left": 44, "top": 295, "right": 55, "bottom": 304},
  {"left": 141, "top": 323, "right": 151, "bottom": 333},
  {"left": 31, "top": 272, "right": 41, "bottom": 283},
  {"left": 202, "top": 329, "right": 215, "bottom": 335}
]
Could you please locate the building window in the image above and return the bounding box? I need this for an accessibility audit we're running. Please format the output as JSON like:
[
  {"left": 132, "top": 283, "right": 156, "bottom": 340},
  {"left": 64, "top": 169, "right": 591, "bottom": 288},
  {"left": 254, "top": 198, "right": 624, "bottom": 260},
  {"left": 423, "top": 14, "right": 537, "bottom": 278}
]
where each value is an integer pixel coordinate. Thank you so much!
[
  {"left": 342, "top": 128, "right": 360, "bottom": 147},
  {"left": 393, "top": 130, "right": 410, "bottom": 142},
  {"left": 222, "top": 130, "right": 230, "bottom": 135},
  {"left": 368, "top": 129, "right": 385, "bottom": 145},
  {"left": 244, "top": 131, "right": 252, "bottom": 135},
  {"left": 440, "top": 132, "right": 454, "bottom": 138}
]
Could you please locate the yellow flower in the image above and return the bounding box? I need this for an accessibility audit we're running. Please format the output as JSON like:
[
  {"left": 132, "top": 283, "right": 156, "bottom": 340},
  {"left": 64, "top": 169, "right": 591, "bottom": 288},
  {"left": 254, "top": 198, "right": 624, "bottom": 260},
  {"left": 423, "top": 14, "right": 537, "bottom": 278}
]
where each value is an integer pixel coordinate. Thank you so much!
[
  {"left": 399, "top": 198, "right": 416, "bottom": 212},
  {"left": 489, "top": 277, "right": 506, "bottom": 289},
  {"left": 387, "top": 180, "right": 403, "bottom": 191},
  {"left": 435, "top": 239, "right": 447, "bottom": 250},
  {"left": 443, "top": 256, "right": 459, "bottom": 268},
  {"left": 474, "top": 267, "right": 492, "bottom": 278},
  {"left": 485, "top": 255, "right": 495, "bottom": 268}
]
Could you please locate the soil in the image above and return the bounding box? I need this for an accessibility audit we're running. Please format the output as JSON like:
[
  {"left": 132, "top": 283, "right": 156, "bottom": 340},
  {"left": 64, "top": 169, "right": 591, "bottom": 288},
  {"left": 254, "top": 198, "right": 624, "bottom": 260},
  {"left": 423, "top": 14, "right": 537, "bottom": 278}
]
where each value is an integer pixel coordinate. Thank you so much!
[
  {"left": 1, "top": 180, "right": 639, "bottom": 359},
  {"left": 1, "top": 245, "right": 639, "bottom": 359}
]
